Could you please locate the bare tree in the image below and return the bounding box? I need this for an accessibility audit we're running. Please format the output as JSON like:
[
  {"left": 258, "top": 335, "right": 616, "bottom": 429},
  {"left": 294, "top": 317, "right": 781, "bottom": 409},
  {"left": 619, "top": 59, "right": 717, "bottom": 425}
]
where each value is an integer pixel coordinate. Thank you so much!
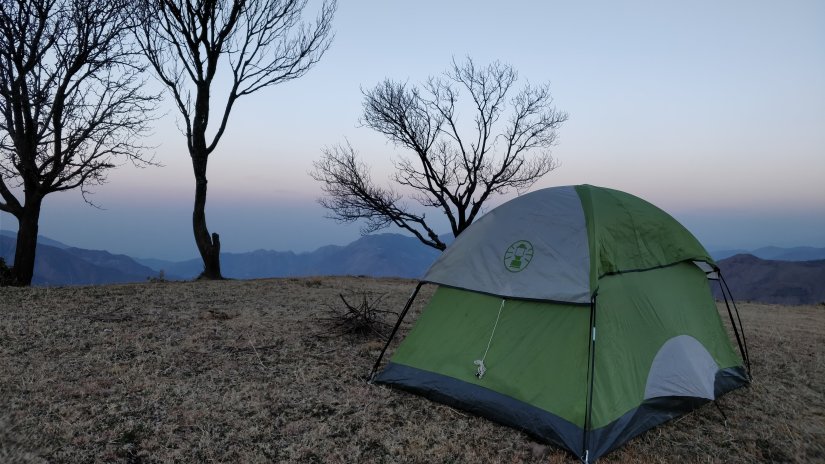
[
  {"left": 313, "top": 58, "right": 568, "bottom": 250},
  {"left": 0, "top": 0, "right": 156, "bottom": 286},
  {"left": 136, "top": 0, "right": 335, "bottom": 279}
]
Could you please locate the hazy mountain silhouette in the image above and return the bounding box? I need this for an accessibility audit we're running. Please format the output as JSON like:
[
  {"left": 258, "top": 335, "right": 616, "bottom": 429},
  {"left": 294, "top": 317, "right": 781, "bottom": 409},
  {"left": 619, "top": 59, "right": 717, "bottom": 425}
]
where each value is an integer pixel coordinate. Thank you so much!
[
  {"left": 152, "top": 233, "right": 442, "bottom": 279},
  {"left": 715, "top": 254, "right": 825, "bottom": 305},
  {"left": 712, "top": 246, "right": 825, "bottom": 261},
  {"left": 0, "top": 231, "right": 441, "bottom": 285},
  {"left": 0, "top": 235, "right": 158, "bottom": 285},
  {"left": 0, "top": 229, "right": 70, "bottom": 249},
  {"left": 3, "top": 229, "right": 823, "bottom": 303},
  {"left": 133, "top": 257, "right": 181, "bottom": 272},
  {"left": 63, "top": 247, "right": 166, "bottom": 279}
]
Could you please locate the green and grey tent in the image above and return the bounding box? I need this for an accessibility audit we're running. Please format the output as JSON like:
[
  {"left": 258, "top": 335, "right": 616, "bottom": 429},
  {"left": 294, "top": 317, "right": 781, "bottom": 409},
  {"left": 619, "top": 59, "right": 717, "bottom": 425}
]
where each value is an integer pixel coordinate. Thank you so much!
[{"left": 370, "top": 184, "right": 750, "bottom": 463}]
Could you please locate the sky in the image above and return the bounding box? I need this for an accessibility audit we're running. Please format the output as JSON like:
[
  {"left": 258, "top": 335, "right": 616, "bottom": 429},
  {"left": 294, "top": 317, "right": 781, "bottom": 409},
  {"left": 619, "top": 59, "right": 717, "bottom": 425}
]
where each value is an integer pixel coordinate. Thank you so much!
[{"left": 1, "top": 0, "right": 824, "bottom": 261}]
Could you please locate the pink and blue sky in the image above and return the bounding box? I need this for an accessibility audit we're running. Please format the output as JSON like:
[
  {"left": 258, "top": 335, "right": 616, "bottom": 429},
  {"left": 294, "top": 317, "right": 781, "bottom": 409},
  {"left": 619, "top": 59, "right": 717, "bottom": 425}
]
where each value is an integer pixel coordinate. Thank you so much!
[{"left": 2, "top": 0, "right": 824, "bottom": 260}]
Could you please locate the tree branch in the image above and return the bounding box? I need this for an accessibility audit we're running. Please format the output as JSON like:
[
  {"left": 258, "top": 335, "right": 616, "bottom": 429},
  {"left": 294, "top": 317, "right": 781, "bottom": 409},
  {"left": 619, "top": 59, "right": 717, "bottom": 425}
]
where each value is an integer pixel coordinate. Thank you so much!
[
  {"left": 315, "top": 57, "right": 567, "bottom": 250},
  {"left": 311, "top": 142, "right": 445, "bottom": 250}
]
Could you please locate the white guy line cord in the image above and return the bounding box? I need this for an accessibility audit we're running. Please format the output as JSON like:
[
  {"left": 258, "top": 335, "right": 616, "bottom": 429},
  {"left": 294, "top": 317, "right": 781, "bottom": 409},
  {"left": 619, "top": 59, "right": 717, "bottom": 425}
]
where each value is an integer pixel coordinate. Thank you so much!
[{"left": 474, "top": 299, "right": 506, "bottom": 379}]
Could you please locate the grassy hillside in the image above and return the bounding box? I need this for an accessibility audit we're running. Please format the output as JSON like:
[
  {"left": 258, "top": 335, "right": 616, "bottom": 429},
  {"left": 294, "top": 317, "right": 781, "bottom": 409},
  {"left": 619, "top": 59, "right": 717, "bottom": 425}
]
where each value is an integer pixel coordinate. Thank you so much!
[{"left": 0, "top": 278, "right": 823, "bottom": 463}]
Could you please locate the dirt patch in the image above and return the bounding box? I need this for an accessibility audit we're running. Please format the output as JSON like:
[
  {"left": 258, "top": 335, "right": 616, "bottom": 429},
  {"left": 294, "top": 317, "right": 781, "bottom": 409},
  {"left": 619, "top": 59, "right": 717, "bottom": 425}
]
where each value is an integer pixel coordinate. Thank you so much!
[{"left": 0, "top": 278, "right": 823, "bottom": 463}]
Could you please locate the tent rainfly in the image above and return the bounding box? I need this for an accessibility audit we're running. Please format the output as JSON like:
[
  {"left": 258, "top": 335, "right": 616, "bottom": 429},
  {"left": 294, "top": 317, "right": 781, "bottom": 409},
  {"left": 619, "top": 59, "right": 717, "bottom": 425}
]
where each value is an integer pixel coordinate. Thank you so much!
[{"left": 369, "top": 184, "right": 750, "bottom": 463}]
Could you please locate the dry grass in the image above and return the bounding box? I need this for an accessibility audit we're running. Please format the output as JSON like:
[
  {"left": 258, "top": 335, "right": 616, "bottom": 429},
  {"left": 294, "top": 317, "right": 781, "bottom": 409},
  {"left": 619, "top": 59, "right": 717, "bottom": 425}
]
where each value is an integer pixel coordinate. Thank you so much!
[{"left": 0, "top": 277, "right": 822, "bottom": 463}]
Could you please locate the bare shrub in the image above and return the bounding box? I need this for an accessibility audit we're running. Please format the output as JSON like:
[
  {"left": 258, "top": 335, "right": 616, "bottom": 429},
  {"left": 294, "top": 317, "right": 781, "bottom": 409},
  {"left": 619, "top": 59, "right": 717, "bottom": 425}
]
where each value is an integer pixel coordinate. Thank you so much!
[{"left": 319, "top": 292, "right": 397, "bottom": 338}]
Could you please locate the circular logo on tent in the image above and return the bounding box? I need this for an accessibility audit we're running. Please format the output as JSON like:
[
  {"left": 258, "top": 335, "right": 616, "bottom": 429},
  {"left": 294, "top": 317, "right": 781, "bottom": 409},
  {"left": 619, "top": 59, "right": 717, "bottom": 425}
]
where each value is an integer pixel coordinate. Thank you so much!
[{"left": 503, "top": 240, "right": 534, "bottom": 272}]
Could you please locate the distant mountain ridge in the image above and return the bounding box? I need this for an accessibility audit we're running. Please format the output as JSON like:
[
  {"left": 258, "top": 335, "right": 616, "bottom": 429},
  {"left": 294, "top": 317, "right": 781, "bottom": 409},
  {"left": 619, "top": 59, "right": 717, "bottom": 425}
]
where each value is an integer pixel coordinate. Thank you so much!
[
  {"left": 0, "top": 231, "right": 440, "bottom": 285},
  {"left": 0, "top": 235, "right": 159, "bottom": 286},
  {"left": 2, "top": 229, "right": 823, "bottom": 305},
  {"left": 141, "top": 233, "right": 441, "bottom": 280},
  {"left": 711, "top": 246, "right": 825, "bottom": 262},
  {"left": 715, "top": 254, "right": 825, "bottom": 305},
  {"left": 0, "top": 229, "right": 70, "bottom": 249}
]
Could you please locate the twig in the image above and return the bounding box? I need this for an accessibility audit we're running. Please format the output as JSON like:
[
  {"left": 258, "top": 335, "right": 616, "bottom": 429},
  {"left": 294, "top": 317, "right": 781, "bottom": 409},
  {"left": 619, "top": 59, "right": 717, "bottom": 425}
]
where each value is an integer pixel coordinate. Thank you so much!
[{"left": 248, "top": 339, "right": 269, "bottom": 372}]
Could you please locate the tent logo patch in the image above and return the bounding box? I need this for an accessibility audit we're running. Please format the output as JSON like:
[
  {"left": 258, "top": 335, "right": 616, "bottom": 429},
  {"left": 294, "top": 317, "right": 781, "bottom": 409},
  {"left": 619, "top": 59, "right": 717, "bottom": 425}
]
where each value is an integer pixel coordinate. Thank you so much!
[{"left": 503, "top": 240, "right": 534, "bottom": 272}]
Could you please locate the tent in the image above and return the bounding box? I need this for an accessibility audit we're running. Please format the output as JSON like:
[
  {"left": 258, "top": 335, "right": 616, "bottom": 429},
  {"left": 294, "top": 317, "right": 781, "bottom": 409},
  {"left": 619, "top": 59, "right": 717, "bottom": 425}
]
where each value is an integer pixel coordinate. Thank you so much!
[{"left": 370, "top": 184, "right": 750, "bottom": 462}]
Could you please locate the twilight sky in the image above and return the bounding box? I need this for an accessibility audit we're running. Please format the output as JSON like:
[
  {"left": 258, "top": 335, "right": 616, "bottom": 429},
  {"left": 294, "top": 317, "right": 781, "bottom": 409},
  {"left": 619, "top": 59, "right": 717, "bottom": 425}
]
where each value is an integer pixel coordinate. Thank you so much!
[{"left": 2, "top": 0, "right": 824, "bottom": 261}]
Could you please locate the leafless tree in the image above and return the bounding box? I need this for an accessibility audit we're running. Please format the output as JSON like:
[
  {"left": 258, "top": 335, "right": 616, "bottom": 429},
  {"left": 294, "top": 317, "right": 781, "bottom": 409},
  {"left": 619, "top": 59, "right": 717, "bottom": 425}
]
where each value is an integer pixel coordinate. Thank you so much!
[
  {"left": 136, "top": 0, "right": 336, "bottom": 279},
  {"left": 312, "top": 58, "right": 568, "bottom": 250},
  {"left": 0, "top": 0, "right": 156, "bottom": 286}
]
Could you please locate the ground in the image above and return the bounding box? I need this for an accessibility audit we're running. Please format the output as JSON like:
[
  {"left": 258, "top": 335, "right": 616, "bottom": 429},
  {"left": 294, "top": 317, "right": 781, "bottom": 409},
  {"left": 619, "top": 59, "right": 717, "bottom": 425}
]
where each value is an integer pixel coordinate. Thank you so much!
[{"left": 0, "top": 277, "right": 823, "bottom": 463}]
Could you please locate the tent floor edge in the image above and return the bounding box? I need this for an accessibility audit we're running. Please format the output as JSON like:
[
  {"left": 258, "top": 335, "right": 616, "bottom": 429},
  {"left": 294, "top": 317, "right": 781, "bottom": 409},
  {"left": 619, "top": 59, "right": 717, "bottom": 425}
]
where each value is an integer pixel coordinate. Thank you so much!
[
  {"left": 588, "top": 366, "right": 750, "bottom": 461},
  {"left": 374, "top": 362, "right": 585, "bottom": 459},
  {"left": 374, "top": 363, "right": 748, "bottom": 463}
]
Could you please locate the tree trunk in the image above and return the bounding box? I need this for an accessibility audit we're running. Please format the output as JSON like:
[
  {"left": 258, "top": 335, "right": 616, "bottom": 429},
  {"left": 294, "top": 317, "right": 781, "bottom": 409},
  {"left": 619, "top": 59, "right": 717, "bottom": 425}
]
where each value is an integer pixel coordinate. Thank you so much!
[
  {"left": 192, "top": 155, "right": 222, "bottom": 279},
  {"left": 12, "top": 195, "right": 43, "bottom": 286}
]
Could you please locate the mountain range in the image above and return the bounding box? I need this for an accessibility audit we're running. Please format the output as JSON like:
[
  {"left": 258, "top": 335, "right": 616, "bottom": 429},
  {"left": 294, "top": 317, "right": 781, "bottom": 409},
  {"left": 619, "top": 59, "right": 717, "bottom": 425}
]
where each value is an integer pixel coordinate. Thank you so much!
[
  {"left": 710, "top": 246, "right": 825, "bottom": 261},
  {"left": 135, "top": 233, "right": 442, "bottom": 280},
  {"left": 1, "top": 230, "right": 823, "bottom": 304},
  {"left": 0, "top": 231, "right": 162, "bottom": 286},
  {"left": 714, "top": 254, "right": 825, "bottom": 306},
  {"left": 0, "top": 230, "right": 440, "bottom": 285}
]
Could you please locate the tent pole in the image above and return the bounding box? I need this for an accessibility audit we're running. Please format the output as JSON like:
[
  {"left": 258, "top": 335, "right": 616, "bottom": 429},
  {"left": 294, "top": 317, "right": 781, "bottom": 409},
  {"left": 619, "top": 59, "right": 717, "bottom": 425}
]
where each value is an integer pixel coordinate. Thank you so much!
[
  {"left": 719, "top": 271, "right": 751, "bottom": 378},
  {"left": 367, "top": 282, "right": 424, "bottom": 382},
  {"left": 582, "top": 294, "right": 598, "bottom": 462}
]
